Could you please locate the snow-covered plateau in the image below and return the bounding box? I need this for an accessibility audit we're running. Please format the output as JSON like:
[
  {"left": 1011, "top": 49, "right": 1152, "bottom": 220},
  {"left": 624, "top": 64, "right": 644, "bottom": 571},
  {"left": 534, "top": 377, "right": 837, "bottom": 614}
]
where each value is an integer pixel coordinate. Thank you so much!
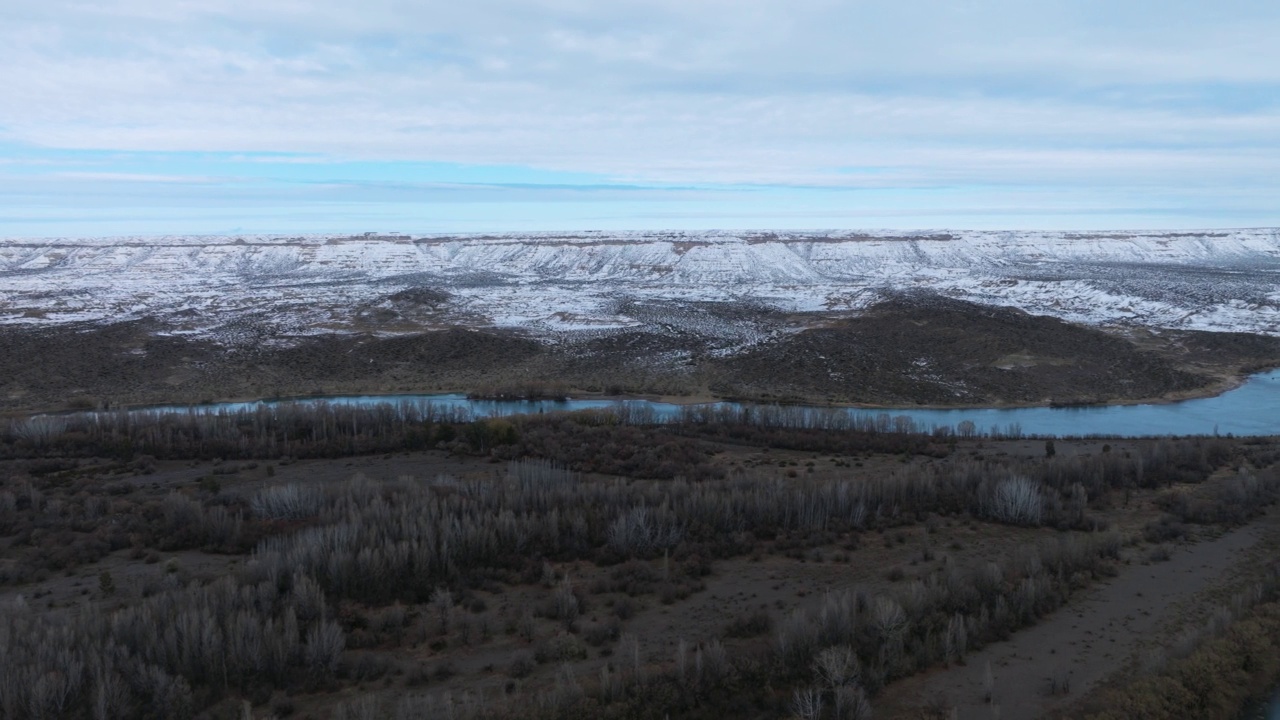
[{"left": 2, "top": 229, "right": 1279, "bottom": 344}]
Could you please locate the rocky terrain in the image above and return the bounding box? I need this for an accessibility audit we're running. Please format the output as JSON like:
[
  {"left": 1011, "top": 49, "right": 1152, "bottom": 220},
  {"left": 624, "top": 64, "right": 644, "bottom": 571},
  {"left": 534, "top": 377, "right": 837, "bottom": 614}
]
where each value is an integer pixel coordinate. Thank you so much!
[
  {"left": 3, "top": 229, "right": 1280, "bottom": 412},
  {"left": 2, "top": 230, "right": 1279, "bottom": 345}
]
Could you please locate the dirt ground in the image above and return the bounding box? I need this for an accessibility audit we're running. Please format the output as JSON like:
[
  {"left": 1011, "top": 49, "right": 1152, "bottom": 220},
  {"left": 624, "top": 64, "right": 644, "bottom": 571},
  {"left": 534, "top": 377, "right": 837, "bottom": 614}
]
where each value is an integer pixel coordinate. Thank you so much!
[{"left": 876, "top": 508, "right": 1280, "bottom": 719}]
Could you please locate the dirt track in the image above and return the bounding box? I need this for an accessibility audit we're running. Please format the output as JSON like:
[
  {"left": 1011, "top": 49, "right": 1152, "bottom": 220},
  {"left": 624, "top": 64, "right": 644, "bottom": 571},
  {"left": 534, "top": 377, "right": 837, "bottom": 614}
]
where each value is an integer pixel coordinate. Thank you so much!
[{"left": 878, "top": 510, "right": 1280, "bottom": 719}]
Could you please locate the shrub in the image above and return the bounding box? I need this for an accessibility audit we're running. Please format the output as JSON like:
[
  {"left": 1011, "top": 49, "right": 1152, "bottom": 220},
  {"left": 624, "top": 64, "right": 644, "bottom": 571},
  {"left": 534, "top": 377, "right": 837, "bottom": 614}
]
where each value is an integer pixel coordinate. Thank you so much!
[
  {"left": 724, "top": 609, "right": 773, "bottom": 638},
  {"left": 507, "top": 652, "right": 535, "bottom": 679}
]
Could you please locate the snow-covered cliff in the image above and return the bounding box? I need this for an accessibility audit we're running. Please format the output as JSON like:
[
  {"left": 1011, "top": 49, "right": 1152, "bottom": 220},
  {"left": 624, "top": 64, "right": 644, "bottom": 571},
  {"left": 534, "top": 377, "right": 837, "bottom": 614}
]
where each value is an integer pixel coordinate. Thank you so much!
[{"left": 3, "top": 229, "right": 1278, "bottom": 340}]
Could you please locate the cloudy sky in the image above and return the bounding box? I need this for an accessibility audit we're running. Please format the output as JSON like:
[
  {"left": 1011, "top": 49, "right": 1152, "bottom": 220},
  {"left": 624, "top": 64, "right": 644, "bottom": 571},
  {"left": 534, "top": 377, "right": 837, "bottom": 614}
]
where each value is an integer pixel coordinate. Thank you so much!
[{"left": 3, "top": 0, "right": 1279, "bottom": 236}]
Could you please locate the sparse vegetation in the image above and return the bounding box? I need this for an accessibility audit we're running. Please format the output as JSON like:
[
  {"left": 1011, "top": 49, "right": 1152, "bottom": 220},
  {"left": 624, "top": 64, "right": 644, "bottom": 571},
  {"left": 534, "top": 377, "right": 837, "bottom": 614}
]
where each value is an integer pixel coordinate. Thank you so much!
[
  {"left": 1086, "top": 584, "right": 1280, "bottom": 720},
  {"left": 3, "top": 293, "right": 1278, "bottom": 416},
  {"left": 0, "top": 403, "right": 1276, "bottom": 719}
]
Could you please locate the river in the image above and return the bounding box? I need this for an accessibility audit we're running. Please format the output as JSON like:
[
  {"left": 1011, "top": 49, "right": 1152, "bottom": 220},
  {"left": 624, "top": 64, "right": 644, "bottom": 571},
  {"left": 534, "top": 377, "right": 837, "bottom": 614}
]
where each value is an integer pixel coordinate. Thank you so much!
[
  {"left": 113, "top": 369, "right": 1280, "bottom": 438},
  {"left": 1240, "top": 688, "right": 1280, "bottom": 720}
]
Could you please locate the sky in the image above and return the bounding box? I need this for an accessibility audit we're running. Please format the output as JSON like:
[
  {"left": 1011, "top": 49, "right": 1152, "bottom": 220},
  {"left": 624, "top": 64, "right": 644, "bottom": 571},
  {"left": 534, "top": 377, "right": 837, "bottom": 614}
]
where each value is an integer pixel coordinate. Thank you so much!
[{"left": 2, "top": 0, "right": 1279, "bottom": 236}]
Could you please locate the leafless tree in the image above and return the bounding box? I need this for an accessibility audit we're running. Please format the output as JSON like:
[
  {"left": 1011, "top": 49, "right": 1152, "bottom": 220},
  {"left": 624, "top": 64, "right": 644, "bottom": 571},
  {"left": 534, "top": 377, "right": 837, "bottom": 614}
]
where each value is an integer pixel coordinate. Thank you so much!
[
  {"left": 791, "top": 687, "right": 824, "bottom": 720},
  {"left": 814, "top": 645, "right": 859, "bottom": 689},
  {"left": 431, "top": 587, "right": 454, "bottom": 634}
]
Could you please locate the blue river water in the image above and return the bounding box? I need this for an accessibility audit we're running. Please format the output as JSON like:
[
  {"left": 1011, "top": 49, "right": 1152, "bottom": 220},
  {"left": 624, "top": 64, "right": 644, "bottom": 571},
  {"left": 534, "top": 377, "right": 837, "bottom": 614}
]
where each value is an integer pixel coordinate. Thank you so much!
[
  {"left": 127, "top": 369, "right": 1280, "bottom": 438},
  {"left": 1240, "top": 688, "right": 1280, "bottom": 720}
]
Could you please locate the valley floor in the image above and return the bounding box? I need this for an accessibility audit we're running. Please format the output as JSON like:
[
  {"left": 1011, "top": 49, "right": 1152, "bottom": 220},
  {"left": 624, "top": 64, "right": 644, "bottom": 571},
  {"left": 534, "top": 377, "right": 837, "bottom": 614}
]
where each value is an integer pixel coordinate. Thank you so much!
[{"left": 879, "top": 508, "right": 1280, "bottom": 718}]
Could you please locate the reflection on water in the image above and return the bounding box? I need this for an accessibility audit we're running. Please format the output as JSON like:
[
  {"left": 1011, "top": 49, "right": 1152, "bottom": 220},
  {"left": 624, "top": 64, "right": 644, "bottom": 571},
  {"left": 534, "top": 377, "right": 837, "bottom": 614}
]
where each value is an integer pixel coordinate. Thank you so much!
[{"left": 110, "top": 369, "right": 1280, "bottom": 439}]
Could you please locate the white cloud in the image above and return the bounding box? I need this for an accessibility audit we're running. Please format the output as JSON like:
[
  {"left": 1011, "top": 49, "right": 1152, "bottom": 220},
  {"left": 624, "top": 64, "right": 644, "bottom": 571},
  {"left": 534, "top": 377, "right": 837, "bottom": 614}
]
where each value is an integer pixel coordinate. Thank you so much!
[{"left": 2, "top": 0, "right": 1279, "bottom": 231}]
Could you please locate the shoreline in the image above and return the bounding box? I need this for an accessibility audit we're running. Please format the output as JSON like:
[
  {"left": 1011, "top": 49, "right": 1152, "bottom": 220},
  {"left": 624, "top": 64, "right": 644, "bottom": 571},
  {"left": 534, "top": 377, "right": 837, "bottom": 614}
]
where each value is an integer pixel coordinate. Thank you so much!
[
  {"left": 645, "top": 372, "right": 1255, "bottom": 410},
  {"left": 4, "top": 366, "right": 1275, "bottom": 420}
]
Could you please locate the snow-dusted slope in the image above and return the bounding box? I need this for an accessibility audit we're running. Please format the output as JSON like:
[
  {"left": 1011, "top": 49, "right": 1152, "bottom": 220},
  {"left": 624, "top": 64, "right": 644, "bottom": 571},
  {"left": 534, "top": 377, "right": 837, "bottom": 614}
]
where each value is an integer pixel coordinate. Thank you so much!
[{"left": 2, "top": 229, "right": 1278, "bottom": 341}]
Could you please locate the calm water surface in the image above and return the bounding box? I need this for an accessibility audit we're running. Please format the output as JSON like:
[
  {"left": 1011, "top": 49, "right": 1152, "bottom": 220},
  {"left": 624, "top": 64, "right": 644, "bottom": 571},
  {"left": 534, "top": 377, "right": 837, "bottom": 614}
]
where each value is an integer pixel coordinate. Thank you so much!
[
  {"left": 130, "top": 369, "right": 1280, "bottom": 438},
  {"left": 1239, "top": 688, "right": 1280, "bottom": 720}
]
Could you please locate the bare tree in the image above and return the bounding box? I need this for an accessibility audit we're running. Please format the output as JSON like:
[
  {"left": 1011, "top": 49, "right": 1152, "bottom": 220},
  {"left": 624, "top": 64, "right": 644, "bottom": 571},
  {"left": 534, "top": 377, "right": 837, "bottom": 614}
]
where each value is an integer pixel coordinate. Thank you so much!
[
  {"left": 791, "top": 687, "right": 824, "bottom": 720},
  {"left": 834, "top": 685, "right": 873, "bottom": 720},
  {"left": 13, "top": 416, "right": 65, "bottom": 446},
  {"left": 979, "top": 476, "right": 1043, "bottom": 525},
  {"left": 700, "top": 640, "right": 728, "bottom": 684},
  {"left": 982, "top": 659, "right": 995, "bottom": 704},
  {"left": 553, "top": 574, "right": 578, "bottom": 626},
  {"left": 304, "top": 621, "right": 345, "bottom": 676},
  {"left": 431, "top": 587, "right": 454, "bottom": 634},
  {"left": 944, "top": 612, "right": 969, "bottom": 664},
  {"left": 674, "top": 638, "right": 688, "bottom": 685},
  {"left": 813, "top": 645, "right": 859, "bottom": 689}
]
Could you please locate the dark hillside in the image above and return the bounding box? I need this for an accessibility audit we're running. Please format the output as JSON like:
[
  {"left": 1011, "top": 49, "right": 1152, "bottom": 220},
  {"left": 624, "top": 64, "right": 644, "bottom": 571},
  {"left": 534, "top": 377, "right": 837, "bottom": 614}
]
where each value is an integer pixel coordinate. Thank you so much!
[
  {"left": 712, "top": 296, "right": 1210, "bottom": 405},
  {"left": 0, "top": 322, "right": 546, "bottom": 411},
  {"left": 2, "top": 295, "right": 1277, "bottom": 412}
]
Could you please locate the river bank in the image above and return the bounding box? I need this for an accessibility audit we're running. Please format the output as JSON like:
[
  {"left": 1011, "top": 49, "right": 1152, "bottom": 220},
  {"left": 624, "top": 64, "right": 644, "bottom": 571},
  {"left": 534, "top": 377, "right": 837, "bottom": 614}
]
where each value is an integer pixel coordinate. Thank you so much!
[{"left": 24, "top": 368, "right": 1280, "bottom": 438}]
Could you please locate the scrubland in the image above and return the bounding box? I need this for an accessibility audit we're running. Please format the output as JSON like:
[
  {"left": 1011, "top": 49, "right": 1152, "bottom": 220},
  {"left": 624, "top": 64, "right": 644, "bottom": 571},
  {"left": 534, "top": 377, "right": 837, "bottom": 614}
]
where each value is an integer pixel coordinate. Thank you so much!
[
  {"left": 5, "top": 296, "right": 1280, "bottom": 415},
  {"left": 1, "top": 403, "right": 1279, "bottom": 719}
]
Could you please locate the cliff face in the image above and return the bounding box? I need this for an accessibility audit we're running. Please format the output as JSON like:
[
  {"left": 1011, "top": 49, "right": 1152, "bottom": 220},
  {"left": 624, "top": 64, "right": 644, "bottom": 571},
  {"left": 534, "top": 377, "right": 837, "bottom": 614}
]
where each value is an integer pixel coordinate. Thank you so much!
[{"left": 2, "top": 229, "right": 1278, "bottom": 342}]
